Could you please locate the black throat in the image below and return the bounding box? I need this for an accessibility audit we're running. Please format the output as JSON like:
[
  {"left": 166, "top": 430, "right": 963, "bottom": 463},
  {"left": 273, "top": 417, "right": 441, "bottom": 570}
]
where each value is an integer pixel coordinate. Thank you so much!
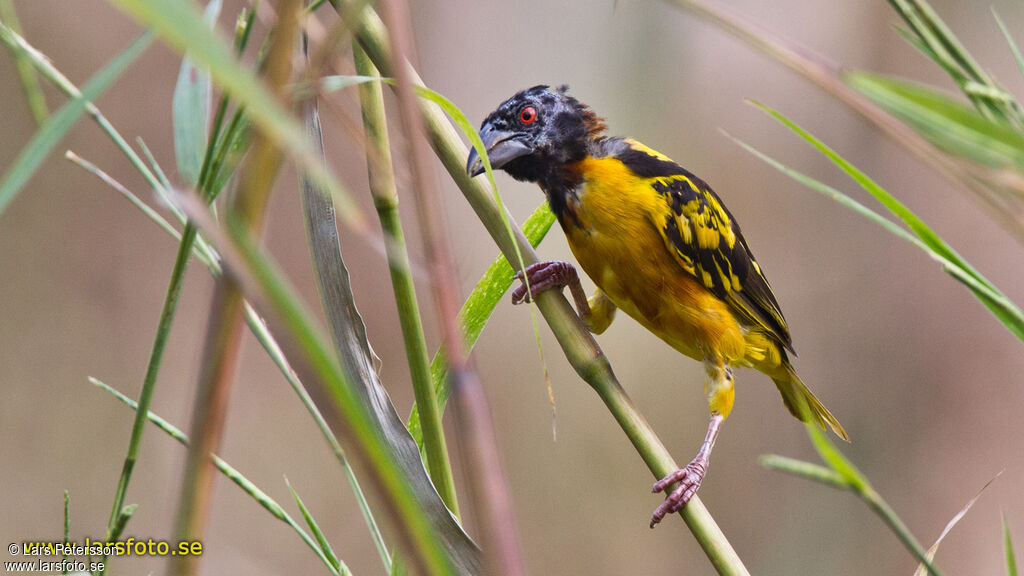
[{"left": 540, "top": 161, "right": 585, "bottom": 230}]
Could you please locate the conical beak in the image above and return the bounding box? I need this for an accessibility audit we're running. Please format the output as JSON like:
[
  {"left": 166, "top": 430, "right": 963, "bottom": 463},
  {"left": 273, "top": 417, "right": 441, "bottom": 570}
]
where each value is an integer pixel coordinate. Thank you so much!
[{"left": 466, "top": 123, "right": 534, "bottom": 177}]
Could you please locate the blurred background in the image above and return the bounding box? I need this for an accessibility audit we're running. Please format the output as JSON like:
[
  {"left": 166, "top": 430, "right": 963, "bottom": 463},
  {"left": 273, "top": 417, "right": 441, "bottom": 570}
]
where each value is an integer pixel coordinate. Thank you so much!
[{"left": 2, "top": 0, "right": 1023, "bottom": 574}]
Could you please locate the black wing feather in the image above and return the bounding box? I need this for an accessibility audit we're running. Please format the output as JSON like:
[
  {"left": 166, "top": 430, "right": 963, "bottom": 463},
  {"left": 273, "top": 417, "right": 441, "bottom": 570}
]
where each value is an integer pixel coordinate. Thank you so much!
[{"left": 611, "top": 139, "right": 794, "bottom": 351}]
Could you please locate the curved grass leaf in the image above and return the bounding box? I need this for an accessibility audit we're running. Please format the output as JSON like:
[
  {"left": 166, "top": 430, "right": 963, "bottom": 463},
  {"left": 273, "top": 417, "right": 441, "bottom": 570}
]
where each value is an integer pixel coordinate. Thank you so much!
[
  {"left": 300, "top": 87, "right": 464, "bottom": 572},
  {"left": 0, "top": 31, "right": 152, "bottom": 216},
  {"left": 743, "top": 101, "right": 1024, "bottom": 342},
  {"left": 172, "top": 0, "right": 220, "bottom": 187},
  {"left": 286, "top": 479, "right": 347, "bottom": 575},
  {"left": 107, "top": 0, "right": 365, "bottom": 229},
  {"left": 845, "top": 72, "right": 1024, "bottom": 170}
]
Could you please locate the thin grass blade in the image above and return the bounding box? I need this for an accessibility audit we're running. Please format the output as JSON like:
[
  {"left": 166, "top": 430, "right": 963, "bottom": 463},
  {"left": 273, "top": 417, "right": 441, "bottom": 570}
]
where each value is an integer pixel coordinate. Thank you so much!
[
  {"left": 993, "top": 9, "right": 1024, "bottom": 83},
  {"left": 759, "top": 455, "right": 850, "bottom": 490},
  {"left": 285, "top": 479, "right": 343, "bottom": 574},
  {"left": 0, "top": 31, "right": 152, "bottom": 216}
]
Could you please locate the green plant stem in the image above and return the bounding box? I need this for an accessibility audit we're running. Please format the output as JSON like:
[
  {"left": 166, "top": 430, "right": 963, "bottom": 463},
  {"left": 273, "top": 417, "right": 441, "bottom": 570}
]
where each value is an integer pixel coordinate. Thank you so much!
[
  {"left": 330, "top": 2, "right": 748, "bottom": 573},
  {"left": 351, "top": 43, "right": 458, "bottom": 516},
  {"left": 169, "top": 2, "right": 300, "bottom": 574},
  {"left": 0, "top": 0, "right": 49, "bottom": 125},
  {"left": 100, "top": 14, "right": 250, "bottom": 562},
  {"left": 104, "top": 224, "right": 197, "bottom": 539},
  {"left": 863, "top": 488, "right": 944, "bottom": 576}
]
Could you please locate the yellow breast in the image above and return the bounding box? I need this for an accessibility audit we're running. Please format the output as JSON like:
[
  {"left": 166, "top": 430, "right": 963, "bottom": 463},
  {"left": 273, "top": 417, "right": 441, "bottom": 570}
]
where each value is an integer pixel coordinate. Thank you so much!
[{"left": 561, "top": 155, "right": 748, "bottom": 363}]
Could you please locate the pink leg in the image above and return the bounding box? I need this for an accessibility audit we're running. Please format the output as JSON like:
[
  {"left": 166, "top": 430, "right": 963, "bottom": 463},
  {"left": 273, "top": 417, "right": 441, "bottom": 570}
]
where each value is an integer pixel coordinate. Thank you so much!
[
  {"left": 511, "top": 260, "right": 590, "bottom": 316},
  {"left": 649, "top": 414, "right": 724, "bottom": 528}
]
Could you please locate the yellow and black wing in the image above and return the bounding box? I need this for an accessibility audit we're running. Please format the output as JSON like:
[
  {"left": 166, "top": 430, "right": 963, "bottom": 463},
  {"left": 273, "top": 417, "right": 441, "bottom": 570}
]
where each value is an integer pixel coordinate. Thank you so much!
[{"left": 614, "top": 140, "right": 794, "bottom": 351}]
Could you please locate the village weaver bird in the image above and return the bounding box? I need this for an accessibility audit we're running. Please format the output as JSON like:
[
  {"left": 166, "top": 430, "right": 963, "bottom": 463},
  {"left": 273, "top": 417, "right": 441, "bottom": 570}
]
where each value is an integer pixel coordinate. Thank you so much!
[{"left": 466, "top": 85, "right": 848, "bottom": 527}]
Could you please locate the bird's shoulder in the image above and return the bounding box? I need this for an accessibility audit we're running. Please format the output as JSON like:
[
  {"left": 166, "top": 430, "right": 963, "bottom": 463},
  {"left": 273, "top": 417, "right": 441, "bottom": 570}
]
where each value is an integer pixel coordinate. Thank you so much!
[{"left": 593, "top": 138, "right": 794, "bottom": 350}]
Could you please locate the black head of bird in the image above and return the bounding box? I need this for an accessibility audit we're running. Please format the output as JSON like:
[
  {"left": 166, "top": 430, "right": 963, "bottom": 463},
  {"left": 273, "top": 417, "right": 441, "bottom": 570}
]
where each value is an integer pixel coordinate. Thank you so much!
[{"left": 466, "top": 85, "right": 606, "bottom": 188}]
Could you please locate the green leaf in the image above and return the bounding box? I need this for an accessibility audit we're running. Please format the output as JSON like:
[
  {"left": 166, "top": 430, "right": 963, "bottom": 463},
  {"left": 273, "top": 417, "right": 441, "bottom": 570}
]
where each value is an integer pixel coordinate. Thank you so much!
[
  {"left": 743, "top": 101, "right": 1024, "bottom": 343},
  {"left": 107, "top": 0, "right": 365, "bottom": 229},
  {"left": 0, "top": 31, "right": 153, "bottom": 216},
  {"left": 172, "top": 0, "right": 220, "bottom": 187},
  {"left": 844, "top": 72, "right": 1024, "bottom": 170}
]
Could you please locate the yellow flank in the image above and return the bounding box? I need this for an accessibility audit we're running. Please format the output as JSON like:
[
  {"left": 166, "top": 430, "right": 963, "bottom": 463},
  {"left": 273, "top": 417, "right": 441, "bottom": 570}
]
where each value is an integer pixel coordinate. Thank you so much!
[{"left": 564, "top": 153, "right": 772, "bottom": 373}]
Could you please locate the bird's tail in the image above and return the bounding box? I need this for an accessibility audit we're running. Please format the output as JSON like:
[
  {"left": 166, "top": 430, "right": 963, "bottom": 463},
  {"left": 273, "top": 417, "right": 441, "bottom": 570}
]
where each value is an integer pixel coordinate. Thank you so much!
[{"left": 772, "top": 366, "right": 849, "bottom": 442}]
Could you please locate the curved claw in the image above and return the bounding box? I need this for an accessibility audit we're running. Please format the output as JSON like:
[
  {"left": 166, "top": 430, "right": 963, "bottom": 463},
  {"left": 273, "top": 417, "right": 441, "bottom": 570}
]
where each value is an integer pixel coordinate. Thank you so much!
[
  {"left": 650, "top": 459, "right": 708, "bottom": 528},
  {"left": 510, "top": 261, "right": 579, "bottom": 305}
]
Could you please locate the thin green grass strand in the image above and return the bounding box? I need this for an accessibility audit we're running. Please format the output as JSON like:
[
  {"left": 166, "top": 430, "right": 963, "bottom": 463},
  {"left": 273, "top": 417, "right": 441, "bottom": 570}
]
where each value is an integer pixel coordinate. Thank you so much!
[
  {"left": 994, "top": 8, "right": 1024, "bottom": 83},
  {"left": 845, "top": 72, "right": 1024, "bottom": 169},
  {"left": 0, "top": 32, "right": 153, "bottom": 216},
  {"left": 286, "top": 480, "right": 343, "bottom": 573},
  {"left": 172, "top": 0, "right": 220, "bottom": 187}
]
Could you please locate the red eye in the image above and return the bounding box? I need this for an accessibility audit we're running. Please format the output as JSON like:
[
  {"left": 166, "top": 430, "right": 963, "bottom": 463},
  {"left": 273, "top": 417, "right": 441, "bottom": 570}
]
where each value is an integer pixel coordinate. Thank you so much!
[{"left": 519, "top": 106, "right": 537, "bottom": 124}]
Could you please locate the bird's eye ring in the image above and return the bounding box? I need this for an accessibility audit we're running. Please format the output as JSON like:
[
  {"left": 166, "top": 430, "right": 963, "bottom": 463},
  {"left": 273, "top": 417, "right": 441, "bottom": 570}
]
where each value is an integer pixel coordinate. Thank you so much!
[{"left": 519, "top": 106, "right": 537, "bottom": 124}]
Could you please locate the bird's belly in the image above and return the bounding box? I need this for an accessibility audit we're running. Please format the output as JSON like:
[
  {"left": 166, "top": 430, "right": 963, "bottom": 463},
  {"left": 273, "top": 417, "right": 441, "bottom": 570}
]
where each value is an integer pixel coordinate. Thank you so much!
[{"left": 565, "top": 216, "right": 748, "bottom": 364}]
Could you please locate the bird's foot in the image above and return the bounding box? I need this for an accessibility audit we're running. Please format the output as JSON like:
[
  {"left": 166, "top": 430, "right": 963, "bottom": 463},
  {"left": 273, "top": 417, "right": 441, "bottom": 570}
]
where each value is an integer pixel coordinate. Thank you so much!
[
  {"left": 511, "top": 261, "right": 580, "bottom": 304},
  {"left": 650, "top": 456, "right": 709, "bottom": 528}
]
